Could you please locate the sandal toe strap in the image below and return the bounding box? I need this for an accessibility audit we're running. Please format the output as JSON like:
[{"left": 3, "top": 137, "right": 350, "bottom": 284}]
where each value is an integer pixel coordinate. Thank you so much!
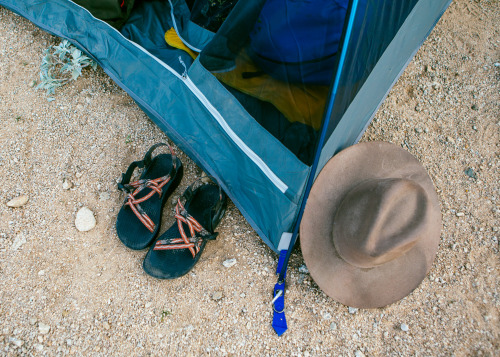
[{"left": 153, "top": 199, "right": 217, "bottom": 257}]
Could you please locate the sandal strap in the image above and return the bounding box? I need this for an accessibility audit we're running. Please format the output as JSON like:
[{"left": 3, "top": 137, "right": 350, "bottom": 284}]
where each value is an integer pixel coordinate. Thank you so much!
[
  {"left": 179, "top": 176, "right": 225, "bottom": 232},
  {"left": 153, "top": 198, "right": 218, "bottom": 257},
  {"left": 117, "top": 143, "right": 178, "bottom": 233},
  {"left": 118, "top": 143, "right": 177, "bottom": 192}
]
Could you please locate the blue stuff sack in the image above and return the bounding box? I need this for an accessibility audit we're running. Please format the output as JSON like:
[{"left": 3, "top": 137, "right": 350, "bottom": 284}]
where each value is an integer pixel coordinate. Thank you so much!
[{"left": 248, "top": 0, "right": 349, "bottom": 85}]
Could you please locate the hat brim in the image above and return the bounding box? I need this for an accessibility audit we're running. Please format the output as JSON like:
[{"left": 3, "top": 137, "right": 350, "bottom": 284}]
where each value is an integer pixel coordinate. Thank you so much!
[{"left": 300, "top": 142, "right": 441, "bottom": 308}]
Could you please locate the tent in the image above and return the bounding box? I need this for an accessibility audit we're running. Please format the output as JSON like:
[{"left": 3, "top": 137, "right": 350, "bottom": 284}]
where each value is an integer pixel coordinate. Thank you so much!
[{"left": 1, "top": 0, "right": 451, "bottom": 334}]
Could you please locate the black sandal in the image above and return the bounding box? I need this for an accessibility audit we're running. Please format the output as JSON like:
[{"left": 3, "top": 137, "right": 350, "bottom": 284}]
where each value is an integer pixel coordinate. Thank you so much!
[
  {"left": 143, "top": 177, "right": 227, "bottom": 279},
  {"left": 116, "top": 143, "right": 183, "bottom": 250}
]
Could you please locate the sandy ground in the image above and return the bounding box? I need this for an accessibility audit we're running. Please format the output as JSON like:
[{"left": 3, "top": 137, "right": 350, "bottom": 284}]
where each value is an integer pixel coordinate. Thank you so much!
[{"left": 0, "top": 0, "right": 498, "bottom": 356}]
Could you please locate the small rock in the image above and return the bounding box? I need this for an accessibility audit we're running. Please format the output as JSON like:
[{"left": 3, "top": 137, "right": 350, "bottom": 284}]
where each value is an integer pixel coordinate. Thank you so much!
[
  {"left": 348, "top": 307, "right": 358, "bottom": 314},
  {"left": 38, "top": 323, "right": 50, "bottom": 335},
  {"left": 446, "top": 136, "right": 455, "bottom": 144},
  {"left": 400, "top": 323, "right": 409, "bottom": 332},
  {"left": 222, "top": 258, "right": 237, "bottom": 268},
  {"left": 103, "top": 321, "right": 110, "bottom": 330},
  {"left": 212, "top": 291, "right": 223, "bottom": 301},
  {"left": 62, "top": 179, "right": 73, "bottom": 190},
  {"left": 38, "top": 270, "right": 45, "bottom": 276},
  {"left": 200, "top": 173, "right": 212, "bottom": 184},
  {"left": 322, "top": 312, "right": 332, "bottom": 320},
  {"left": 464, "top": 168, "right": 477, "bottom": 180},
  {"left": 145, "top": 302, "right": 152, "bottom": 309},
  {"left": 471, "top": 104, "right": 478, "bottom": 111},
  {"left": 29, "top": 318, "right": 38, "bottom": 325},
  {"left": 330, "top": 322, "right": 337, "bottom": 330},
  {"left": 75, "top": 207, "right": 96, "bottom": 232},
  {"left": 431, "top": 81, "right": 441, "bottom": 90},
  {"left": 75, "top": 172, "right": 83, "bottom": 178},
  {"left": 34, "top": 344, "right": 43, "bottom": 352},
  {"left": 11, "top": 234, "right": 26, "bottom": 251},
  {"left": 99, "top": 192, "right": 111, "bottom": 201},
  {"left": 76, "top": 104, "right": 84, "bottom": 111},
  {"left": 414, "top": 127, "right": 423, "bottom": 134},
  {"left": 298, "top": 264, "right": 309, "bottom": 274},
  {"left": 9, "top": 337, "right": 24, "bottom": 348},
  {"left": 29, "top": 80, "right": 37, "bottom": 88},
  {"left": 472, "top": 125, "right": 478, "bottom": 131},
  {"left": 6, "top": 195, "right": 29, "bottom": 208},
  {"left": 355, "top": 351, "right": 366, "bottom": 357},
  {"left": 456, "top": 212, "right": 465, "bottom": 217},
  {"left": 494, "top": 62, "right": 500, "bottom": 67}
]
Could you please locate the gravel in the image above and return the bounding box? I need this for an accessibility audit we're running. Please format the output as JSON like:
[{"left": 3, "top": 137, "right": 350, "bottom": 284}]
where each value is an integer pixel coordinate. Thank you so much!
[{"left": 0, "top": 1, "right": 498, "bottom": 356}]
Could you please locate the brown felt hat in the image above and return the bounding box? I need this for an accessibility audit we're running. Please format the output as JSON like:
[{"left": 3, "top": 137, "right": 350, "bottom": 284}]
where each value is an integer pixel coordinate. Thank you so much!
[{"left": 300, "top": 142, "right": 441, "bottom": 308}]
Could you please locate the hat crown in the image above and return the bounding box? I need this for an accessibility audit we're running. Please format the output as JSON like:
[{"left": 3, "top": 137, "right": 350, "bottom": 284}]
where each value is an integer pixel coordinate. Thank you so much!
[{"left": 332, "top": 178, "right": 429, "bottom": 269}]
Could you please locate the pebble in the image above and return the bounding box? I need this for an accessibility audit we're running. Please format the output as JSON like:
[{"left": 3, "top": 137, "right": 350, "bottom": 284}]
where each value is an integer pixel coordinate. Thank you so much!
[
  {"left": 464, "top": 168, "right": 477, "bottom": 179},
  {"left": 75, "top": 207, "right": 96, "bottom": 232},
  {"left": 446, "top": 136, "right": 455, "bottom": 144},
  {"left": 401, "top": 323, "right": 409, "bottom": 332},
  {"left": 298, "top": 264, "right": 309, "bottom": 274},
  {"left": 222, "top": 258, "right": 237, "bottom": 268},
  {"left": 38, "top": 322, "right": 50, "bottom": 335},
  {"left": 329, "top": 322, "right": 337, "bottom": 330},
  {"left": 212, "top": 291, "right": 223, "bottom": 301},
  {"left": 456, "top": 212, "right": 465, "bottom": 217},
  {"left": 62, "top": 179, "right": 73, "bottom": 190},
  {"left": 322, "top": 312, "right": 332, "bottom": 320},
  {"left": 494, "top": 62, "right": 500, "bottom": 67},
  {"left": 431, "top": 81, "right": 441, "bottom": 90},
  {"left": 29, "top": 80, "right": 36, "bottom": 88},
  {"left": 414, "top": 127, "right": 423, "bottom": 133},
  {"left": 355, "top": 351, "right": 366, "bottom": 357},
  {"left": 11, "top": 233, "right": 26, "bottom": 251},
  {"left": 29, "top": 318, "right": 38, "bottom": 325},
  {"left": 99, "top": 192, "right": 111, "bottom": 201},
  {"left": 9, "top": 337, "right": 24, "bottom": 348},
  {"left": 6, "top": 195, "right": 29, "bottom": 207},
  {"left": 348, "top": 307, "right": 359, "bottom": 314},
  {"left": 34, "top": 344, "right": 44, "bottom": 352}
]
